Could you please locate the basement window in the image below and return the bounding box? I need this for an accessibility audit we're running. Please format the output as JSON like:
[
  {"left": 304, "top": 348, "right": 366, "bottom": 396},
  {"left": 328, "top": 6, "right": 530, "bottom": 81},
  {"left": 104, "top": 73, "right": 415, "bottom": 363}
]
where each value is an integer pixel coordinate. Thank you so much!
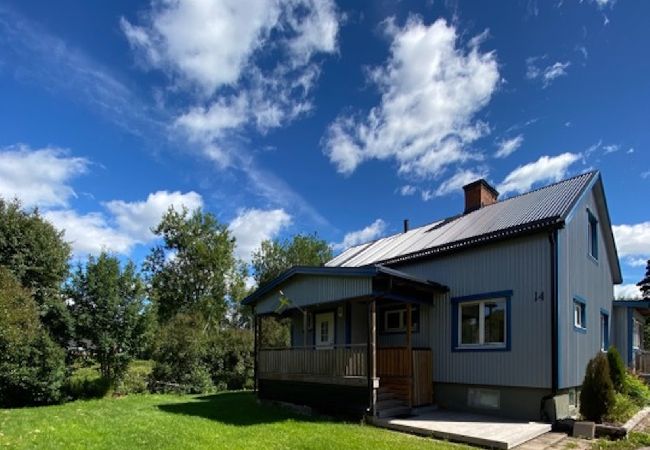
[{"left": 468, "top": 388, "right": 500, "bottom": 410}]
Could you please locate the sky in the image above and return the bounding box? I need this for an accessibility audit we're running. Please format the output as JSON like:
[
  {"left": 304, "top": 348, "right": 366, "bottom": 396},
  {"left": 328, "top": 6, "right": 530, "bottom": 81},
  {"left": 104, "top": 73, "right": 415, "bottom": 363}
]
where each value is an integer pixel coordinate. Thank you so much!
[{"left": 0, "top": 0, "right": 648, "bottom": 296}]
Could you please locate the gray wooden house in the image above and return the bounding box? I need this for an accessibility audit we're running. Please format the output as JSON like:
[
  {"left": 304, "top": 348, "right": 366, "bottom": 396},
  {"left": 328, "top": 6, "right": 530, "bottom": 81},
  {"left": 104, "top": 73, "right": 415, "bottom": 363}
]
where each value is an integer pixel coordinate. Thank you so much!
[{"left": 243, "top": 171, "right": 623, "bottom": 421}]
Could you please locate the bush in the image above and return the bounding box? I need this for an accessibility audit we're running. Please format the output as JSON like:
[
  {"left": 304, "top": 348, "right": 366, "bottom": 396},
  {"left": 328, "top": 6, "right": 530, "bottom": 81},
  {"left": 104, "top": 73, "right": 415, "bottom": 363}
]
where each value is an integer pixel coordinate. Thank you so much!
[
  {"left": 115, "top": 360, "right": 153, "bottom": 395},
  {"left": 607, "top": 346, "right": 627, "bottom": 393},
  {"left": 580, "top": 353, "right": 616, "bottom": 422},
  {"left": 605, "top": 393, "right": 639, "bottom": 424},
  {"left": 206, "top": 328, "right": 254, "bottom": 391},
  {"left": 0, "top": 267, "right": 67, "bottom": 407},
  {"left": 150, "top": 314, "right": 214, "bottom": 394},
  {"left": 622, "top": 372, "right": 650, "bottom": 406},
  {"left": 65, "top": 366, "right": 111, "bottom": 399}
]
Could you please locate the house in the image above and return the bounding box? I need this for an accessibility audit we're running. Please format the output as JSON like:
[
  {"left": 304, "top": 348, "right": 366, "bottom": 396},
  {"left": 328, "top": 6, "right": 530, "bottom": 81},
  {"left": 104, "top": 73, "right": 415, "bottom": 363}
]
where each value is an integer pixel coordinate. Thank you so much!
[
  {"left": 613, "top": 299, "right": 650, "bottom": 374},
  {"left": 243, "top": 170, "right": 624, "bottom": 421}
]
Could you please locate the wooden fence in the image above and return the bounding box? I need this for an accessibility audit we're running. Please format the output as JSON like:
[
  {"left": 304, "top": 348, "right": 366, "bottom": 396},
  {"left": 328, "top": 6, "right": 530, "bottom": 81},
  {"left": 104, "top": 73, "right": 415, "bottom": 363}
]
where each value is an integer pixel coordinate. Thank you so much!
[{"left": 635, "top": 351, "right": 650, "bottom": 374}]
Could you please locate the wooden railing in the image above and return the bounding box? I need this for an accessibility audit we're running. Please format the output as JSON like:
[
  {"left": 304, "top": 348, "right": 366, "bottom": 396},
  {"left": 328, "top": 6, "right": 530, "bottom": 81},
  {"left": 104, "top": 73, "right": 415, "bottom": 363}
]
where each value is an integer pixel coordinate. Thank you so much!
[
  {"left": 635, "top": 350, "right": 650, "bottom": 374},
  {"left": 258, "top": 345, "right": 367, "bottom": 380},
  {"left": 377, "top": 347, "right": 433, "bottom": 407}
]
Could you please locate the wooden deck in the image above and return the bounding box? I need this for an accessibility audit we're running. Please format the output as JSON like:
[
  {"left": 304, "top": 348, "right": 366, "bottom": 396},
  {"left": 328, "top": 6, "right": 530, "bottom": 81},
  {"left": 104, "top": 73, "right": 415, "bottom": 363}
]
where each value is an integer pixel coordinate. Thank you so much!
[{"left": 372, "top": 409, "right": 551, "bottom": 449}]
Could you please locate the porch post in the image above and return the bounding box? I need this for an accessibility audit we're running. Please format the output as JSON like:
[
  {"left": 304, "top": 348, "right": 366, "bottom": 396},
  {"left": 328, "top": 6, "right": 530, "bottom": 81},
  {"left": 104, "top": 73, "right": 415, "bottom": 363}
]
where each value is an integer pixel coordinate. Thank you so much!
[
  {"left": 303, "top": 310, "right": 308, "bottom": 348},
  {"left": 406, "top": 303, "right": 413, "bottom": 408},
  {"left": 253, "top": 313, "right": 259, "bottom": 393},
  {"left": 367, "top": 298, "right": 377, "bottom": 416}
]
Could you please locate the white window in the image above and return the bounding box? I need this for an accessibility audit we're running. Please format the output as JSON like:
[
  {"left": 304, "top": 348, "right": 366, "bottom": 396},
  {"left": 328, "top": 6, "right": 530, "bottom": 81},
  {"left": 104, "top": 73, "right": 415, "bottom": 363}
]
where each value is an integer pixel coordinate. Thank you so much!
[
  {"left": 458, "top": 298, "right": 506, "bottom": 347},
  {"left": 574, "top": 300, "right": 586, "bottom": 330},
  {"left": 633, "top": 319, "right": 642, "bottom": 350},
  {"left": 468, "top": 388, "right": 500, "bottom": 409},
  {"left": 315, "top": 312, "right": 334, "bottom": 348}
]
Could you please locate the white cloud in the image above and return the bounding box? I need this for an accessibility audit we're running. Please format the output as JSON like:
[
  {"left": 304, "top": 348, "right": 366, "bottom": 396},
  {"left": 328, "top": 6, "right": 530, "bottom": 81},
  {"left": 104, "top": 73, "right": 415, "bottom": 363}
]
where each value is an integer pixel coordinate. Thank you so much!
[
  {"left": 0, "top": 145, "right": 88, "bottom": 208},
  {"left": 323, "top": 17, "right": 499, "bottom": 179},
  {"left": 494, "top": 135, "right": 524, "bottom": 158},
  {"left": 602, "top": 144, "right": 620, "bottom": 155},
  {"left": 228, "top": 208, "right": 292, "bottom": 262},
  {"left": 624, "top": 257, "right": 648, "bottom": 268},
  {"left": 526, "top": 58, "right": 570, "bottom": 88},
  {"left": 105, "top": 190, "right": 204, "bottom": 243},
  {"left": 44, "top": 210, "right": 134, "bottom": 257},
  {"left": 497, "top": 153, "right": 581, "bottom": 196},
  {"left": 399, "top": 185, "right": 417, "bottom": 196},
  {"left": 613, "top": 222, "right": 650, "bottom": 257},
  {"left": 333, "top": 219, "right": 386, "bottom": 252},
  {"left": 431, "top": 168, "right": 489, "bottom": 198},
  {"left": 641, "top": 170, "right": 650, "bottom": 179},
  {"left": 615, "top": 284, "right": 642, "bottom": 300}
]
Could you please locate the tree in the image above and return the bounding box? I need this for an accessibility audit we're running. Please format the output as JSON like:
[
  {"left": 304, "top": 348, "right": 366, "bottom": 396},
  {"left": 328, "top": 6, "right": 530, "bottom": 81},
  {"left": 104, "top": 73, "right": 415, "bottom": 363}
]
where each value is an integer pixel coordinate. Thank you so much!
[
  {"left": 580, "top": 353, "right": 615, "bottom": 422},
  {"left": 251, "top": 233, "right": 332, "bottom": 286},
  {"left": 0, "top": 198, "right": 72, "bottom": 344},
  {"left": 143, "top": 207, "right": 236, "bottom": 329},
  {"left": 251, "top": 234, "right": 332, "bottom": 347},
  {"left": 68, "top": 253, "right": 146, "bottom": 382},
  {"left": 0, "top": 267, "right": 66, "bottom": 406},
  {"left": 607, "top": 346, "right": 626, "bottom": 393},
  {"left": 638, "top": 259, "right": 650, "bottom": 299}
]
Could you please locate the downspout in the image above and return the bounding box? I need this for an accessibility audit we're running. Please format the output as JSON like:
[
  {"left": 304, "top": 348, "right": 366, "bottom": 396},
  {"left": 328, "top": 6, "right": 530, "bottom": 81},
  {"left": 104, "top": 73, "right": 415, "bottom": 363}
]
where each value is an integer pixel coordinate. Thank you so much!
[{"left": 549, "top": 230, "right": 559, "bottom": 394}]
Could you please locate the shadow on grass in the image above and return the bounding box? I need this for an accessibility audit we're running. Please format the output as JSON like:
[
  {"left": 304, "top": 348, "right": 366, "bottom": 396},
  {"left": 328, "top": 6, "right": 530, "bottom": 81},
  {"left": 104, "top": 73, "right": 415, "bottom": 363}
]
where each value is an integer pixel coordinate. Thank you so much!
[{"left": 157, "top": 391, "right": 322, "bottom": 426}]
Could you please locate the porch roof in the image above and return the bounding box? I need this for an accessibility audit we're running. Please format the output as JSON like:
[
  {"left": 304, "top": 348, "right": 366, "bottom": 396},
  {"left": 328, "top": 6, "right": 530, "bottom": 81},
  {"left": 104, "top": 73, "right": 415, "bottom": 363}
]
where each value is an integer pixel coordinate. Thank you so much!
[
  {"left": 242, "top": 265, "right": 448, "bottom": 314},
  {"left": 614, "top": 299, "right": 650, "bottom": 315}
]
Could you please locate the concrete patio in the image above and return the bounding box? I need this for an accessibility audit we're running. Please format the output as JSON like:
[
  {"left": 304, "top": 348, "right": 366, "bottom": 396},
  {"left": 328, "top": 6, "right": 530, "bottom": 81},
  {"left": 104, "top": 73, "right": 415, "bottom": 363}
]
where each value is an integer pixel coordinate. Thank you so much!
[{"left": 372, "top": 408, "right": 552, "bottom": 449}]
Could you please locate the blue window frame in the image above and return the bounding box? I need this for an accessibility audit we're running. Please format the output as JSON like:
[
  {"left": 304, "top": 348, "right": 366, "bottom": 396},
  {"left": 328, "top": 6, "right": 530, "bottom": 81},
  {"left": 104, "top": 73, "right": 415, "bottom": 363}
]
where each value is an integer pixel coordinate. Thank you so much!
[
  {"left": 451, "top": 290, "right": 512, "bottom": 352},
  {"left": 600, "top": 309, "right": 609, "bottom": 351},
  {"left": 588, "top": 209, "right": 599, "bottom": 261},
  {"left": 573, "top": 297, "right": 587, "bottom": 333}
]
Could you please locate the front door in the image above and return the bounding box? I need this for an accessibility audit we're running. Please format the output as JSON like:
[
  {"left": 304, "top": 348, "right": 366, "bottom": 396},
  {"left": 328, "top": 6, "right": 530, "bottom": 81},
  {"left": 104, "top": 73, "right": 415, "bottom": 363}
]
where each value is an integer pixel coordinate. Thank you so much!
[{"left": 315, "top": 312, "right": 335, "bottom": 348}]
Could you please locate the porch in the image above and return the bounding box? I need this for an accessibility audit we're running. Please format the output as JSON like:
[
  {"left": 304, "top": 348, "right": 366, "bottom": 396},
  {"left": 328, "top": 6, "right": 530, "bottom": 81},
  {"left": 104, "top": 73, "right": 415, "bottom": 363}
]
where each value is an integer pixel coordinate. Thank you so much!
[{"left": 244, "top": 265, "right": 448, "bottom": 418}]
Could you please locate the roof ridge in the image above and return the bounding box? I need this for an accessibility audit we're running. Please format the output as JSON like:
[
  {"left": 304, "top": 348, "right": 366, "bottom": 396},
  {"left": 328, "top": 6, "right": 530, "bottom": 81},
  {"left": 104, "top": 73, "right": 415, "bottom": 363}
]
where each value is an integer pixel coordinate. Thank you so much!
[{"left": 494, "top": 170, "right": 597, "bottom": 204}]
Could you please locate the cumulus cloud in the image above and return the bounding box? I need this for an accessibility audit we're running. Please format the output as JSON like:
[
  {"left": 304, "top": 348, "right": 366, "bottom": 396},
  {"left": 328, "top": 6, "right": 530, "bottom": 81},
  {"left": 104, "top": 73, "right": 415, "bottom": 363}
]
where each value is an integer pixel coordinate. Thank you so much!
[
  {"left": 228, "top": 208, "right": 292, "bottom": 262},
  {"left": 494, "top": 135, "right": 524, "bottom": 159},
  {"left": 122, "top": 0, "right": 339, "bottom": 158},
  {"left": 497, "top": 153, "right": 581, "bottom": 196},
  {"left": 0, "top": 145, "right": 88, "bottom": 207},
  {"left": 105, "top": 190, "right": 204, "bottom": 243},
  {"left": 44, "top": 210, "right": 134, "bottom": 257},
  {"left": 332, "top": 219, "right": 386, "bottom": 252},
  {"left": 323, "top": 17, "right": 499, "bottom": 179},
  {"left": 45, "top": 190, "right": 204, "bottom": 258},
  {"left": 426, "top": 167, "right": 489, "bottom": 198},
  {"left": 526, "top": 58, "right": 570, "bottom": 88},
  {"left": 615, "top": 284, "right": 642, "bottom": 300},
  {"left": 613, "top": 222, "right": 650, "bottom": 257}
]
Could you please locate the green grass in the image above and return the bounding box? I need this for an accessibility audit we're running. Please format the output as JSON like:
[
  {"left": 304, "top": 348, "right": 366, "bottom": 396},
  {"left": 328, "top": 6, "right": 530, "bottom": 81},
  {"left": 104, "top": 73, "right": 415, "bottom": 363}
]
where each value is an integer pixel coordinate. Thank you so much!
[
  {"left": 0, "top": 392, "right": 469, "bottom": 449},
  {"left": 591, "top": 432, "right": 650, "bottom": 450}
]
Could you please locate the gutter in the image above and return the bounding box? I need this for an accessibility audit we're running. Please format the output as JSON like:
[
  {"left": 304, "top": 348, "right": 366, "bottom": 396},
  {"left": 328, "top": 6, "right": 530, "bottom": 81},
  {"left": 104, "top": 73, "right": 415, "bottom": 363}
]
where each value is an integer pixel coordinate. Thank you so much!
[{"left": 549, "top": 229, "right": 559, "bottom": 394}]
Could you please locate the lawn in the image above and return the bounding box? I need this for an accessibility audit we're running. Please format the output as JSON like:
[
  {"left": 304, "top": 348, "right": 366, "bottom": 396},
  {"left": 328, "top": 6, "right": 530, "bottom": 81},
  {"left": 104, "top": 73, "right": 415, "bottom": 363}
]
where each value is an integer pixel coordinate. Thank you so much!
[{"left": 0, "top": 392, "right": 469, "bottom": 449}]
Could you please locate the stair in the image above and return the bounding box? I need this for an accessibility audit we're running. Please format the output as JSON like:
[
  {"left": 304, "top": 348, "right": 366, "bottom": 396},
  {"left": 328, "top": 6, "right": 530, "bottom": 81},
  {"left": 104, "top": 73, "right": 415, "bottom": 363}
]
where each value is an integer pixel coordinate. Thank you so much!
[{"left": 376, "top": 386, "right": 411, "bottom": 418}]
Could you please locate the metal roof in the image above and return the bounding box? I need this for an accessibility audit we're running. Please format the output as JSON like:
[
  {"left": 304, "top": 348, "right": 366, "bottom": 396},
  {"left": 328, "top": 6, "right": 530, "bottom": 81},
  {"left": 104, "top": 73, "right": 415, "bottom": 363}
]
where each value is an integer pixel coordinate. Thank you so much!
[
  {"left": 327, "top": 171, "right": 598, "bottom": 268},
  {"left": 241, "top": 265, "right": 448, "bottom": 306}
]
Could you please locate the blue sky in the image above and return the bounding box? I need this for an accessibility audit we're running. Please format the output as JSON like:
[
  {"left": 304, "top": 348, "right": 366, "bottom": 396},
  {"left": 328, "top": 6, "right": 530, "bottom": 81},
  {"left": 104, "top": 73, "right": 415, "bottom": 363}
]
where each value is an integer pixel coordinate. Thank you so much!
[{"left": 0, "top": 0, "right": 648, "bottom": 295}]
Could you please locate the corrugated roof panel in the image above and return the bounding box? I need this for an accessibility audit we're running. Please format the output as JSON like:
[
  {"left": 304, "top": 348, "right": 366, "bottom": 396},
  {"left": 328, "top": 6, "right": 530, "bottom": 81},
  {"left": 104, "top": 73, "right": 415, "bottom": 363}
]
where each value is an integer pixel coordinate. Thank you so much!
[{"left": 327, "top": 171, "right": 596, "bottom": 267}]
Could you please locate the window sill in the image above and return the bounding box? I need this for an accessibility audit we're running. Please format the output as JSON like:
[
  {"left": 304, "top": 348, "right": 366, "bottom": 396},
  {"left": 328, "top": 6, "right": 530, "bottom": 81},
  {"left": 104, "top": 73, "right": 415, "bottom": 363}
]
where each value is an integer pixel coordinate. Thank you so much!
[
  {"left": 573, "top": 326, "right": 587, "bottom": 334},
  {"left": 453, "top": 344, "right": 509, "bottom": 353},
  {"left": 587, "top": 253, "right": 599, "bottom": 266}
]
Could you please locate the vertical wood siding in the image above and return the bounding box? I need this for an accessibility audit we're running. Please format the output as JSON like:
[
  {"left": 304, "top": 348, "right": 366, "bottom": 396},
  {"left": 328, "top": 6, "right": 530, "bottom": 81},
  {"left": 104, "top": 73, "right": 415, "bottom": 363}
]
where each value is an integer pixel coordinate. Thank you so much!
[
  {"left": 393, "top": 234, "right": 553, "bottom": 389},
  {"left": 558, "top": 188, "right": 615, "bottom": 388}
]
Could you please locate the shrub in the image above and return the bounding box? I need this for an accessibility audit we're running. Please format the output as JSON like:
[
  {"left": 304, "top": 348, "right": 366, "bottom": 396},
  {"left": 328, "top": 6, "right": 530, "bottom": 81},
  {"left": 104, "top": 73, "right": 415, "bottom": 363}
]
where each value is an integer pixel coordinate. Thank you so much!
[
  {"left": 622, "top": 372, "right": 650, "bottom": 406},
  {"left": 65, "top": 366, "right": 111, "bottom": 399},
  {"left": 605, "top": 393, "right": 639, "bottom": 424},
  {"left": 115, "top": 360, "right": 153, "bottom": 395},
  {"left": 580, "top": 353, "right": 615, "bottom": 422},
  {"left": 607, "top": 346, "right": 627, "bottom": 393},
  {"left": 0, "top": 267, "right": 67, "bottom": 407},
  {"left": 150, "top": 314, "right": 214, "bottom": 394},
  {"left": 205, "top": 328, "right": 254, "bottom": 391}
]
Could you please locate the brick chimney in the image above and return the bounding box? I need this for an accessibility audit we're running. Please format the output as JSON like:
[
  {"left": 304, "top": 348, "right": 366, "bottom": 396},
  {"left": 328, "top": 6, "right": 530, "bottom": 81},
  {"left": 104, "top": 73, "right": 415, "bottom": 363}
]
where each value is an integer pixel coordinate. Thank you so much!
[{"left": 462, "top": 179, "right": 499, "bottom": 214}]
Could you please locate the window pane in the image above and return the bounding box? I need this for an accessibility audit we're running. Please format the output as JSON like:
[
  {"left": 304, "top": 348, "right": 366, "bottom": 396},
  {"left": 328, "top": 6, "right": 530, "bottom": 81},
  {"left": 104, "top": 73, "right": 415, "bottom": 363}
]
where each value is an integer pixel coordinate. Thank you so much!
[
  {"left": 461, "top": 303, "right": 480, "bottom": 345},
  {"left": 320, "top": 321, "right": 328, "bottom": 342},
  {"left": 386, "top": 311, "right": 401, "bottom": 330},
  {"left": 484, "top": 301, "right": 506, "bottom": 344}
]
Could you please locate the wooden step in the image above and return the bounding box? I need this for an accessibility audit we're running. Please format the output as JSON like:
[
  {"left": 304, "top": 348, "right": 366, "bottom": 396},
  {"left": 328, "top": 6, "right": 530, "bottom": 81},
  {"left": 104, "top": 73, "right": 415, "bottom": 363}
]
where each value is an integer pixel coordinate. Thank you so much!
[{"left": 376, "top": 399, "right": 406, "bottom": 410}]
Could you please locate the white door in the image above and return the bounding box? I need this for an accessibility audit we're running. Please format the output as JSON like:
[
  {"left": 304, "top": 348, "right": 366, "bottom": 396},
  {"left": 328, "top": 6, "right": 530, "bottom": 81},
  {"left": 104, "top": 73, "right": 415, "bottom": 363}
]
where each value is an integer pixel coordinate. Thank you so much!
[{"left": 315, "top": 312, "right": 335, "bottom": 348}]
